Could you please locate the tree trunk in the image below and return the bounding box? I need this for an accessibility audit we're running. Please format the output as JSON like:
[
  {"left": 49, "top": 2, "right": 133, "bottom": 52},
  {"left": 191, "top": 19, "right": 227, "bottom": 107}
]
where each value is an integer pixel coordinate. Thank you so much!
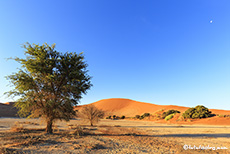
[
  {"left": 90, "top": 119, "right": 93, "bottom": 126},
  {"left": 46, "top": 119, "right": 53, "bottom": 134}
]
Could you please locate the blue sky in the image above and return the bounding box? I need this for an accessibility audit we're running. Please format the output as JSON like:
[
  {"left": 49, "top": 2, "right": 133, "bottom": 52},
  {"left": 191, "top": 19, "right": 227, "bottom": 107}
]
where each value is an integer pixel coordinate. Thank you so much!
[{"left": 0, "top": 0, "right": 229, "bottom": 110}]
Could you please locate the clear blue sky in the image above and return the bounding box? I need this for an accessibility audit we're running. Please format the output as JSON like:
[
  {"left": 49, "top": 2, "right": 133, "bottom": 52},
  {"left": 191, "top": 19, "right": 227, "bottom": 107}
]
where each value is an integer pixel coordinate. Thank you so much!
[{"left": 0, "top": 0, "right": 229, "bottom": 110}]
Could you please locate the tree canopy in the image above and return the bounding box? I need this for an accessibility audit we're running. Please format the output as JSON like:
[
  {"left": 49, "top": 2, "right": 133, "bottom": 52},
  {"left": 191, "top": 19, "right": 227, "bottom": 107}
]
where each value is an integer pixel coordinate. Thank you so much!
[{"left": 6, "top": 43, "right": 92, "bottom": 133}]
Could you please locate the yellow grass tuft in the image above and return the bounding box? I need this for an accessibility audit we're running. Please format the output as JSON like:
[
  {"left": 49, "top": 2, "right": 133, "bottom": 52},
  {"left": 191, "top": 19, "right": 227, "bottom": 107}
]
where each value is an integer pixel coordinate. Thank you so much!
[{"left": 10, "top": 123, "right": 26, "bottom": 133}]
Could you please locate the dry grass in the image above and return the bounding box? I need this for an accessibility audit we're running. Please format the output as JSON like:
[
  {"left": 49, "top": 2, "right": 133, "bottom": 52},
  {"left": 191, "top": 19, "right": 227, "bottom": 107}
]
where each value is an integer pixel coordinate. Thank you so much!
[
  {"left": 10, "top": 123, "right": 26, "bottom": 133},
  {"left": 1, "top": 118, "right": 230, "bottom": 154}
]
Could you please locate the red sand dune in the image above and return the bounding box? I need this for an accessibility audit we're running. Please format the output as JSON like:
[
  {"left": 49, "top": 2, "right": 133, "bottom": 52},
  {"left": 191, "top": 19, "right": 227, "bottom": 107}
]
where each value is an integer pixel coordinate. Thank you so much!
[
  {"left": 87, "top": 98, "right": 230, "bottom": 117},
  {"left": 76, "top": 98, "right": 230, "bottom": 125},
  {"left": 89, "top": 98, "right": 188, "bottom": 117}
]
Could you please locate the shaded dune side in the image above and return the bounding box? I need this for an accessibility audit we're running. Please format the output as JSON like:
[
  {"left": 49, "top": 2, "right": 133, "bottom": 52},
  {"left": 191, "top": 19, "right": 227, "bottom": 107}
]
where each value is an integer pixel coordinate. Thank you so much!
[{"left": 0, "top": 102, "right": 18, "bottom": 117}]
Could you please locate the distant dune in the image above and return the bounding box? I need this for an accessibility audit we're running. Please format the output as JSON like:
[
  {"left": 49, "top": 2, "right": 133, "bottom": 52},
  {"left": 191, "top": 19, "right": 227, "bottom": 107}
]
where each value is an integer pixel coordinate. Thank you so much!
[
  {"left": 75, "top": 98, "right": 230, "bottom": 126},
  {"left": 82, "top": 98, "right": 229, "bottom": 117},
  {"left": 88, "top": 98, "right": 188, "bottom": 117},
  {"left": 0, "top": 102, "right": 18, "bottom": 117}
]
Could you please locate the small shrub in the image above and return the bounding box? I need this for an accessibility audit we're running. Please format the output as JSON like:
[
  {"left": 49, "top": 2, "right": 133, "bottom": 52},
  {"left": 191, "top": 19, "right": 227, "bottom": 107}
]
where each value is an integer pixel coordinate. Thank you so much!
[
  {"left": 71, "top": 126, "right": 84, "bottom": 136},
  {"left": 177, "top": 115, "right": 185, "bottom": 121},
  {"left": 217, "top": 114, "right": 230, "bottom": 118},
  {"left": 121, "top": 115, "right": 125, "bottom": 119},
  {"left": 139, "top": 115, "right": 144, "bottom": 120},
  {"left": 10, "top": 124, "right": 25, "bottom": 133},
  {"left": 162, "top": 110, "right": 180, "bottom": 119},
  {"left": 135, "top": 115, "right": 140, "bottom": 119},
  {"left": 113, "top": 115, "right": 117, "bottom": 119},
  {"left": 142, "top": 113, "right": 150, "bottom": 117},
  {"left": 218, "top": 114, "right": 224, "bottom": 117},
  {"left": 106, "top": 116, "right": 112, "bottom": 119},
  {"left": 165, "top": 114, "right": 174, "bottom": 121}
]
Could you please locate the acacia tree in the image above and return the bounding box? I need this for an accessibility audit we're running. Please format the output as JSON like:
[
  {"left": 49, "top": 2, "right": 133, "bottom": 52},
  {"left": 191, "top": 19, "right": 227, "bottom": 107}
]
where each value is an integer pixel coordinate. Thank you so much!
[
  {"left": 79, "top": 105, "right": 104, "bottom": 126},
  {"left": 6, "top": 43, "right": 92, "bottom": 134}
]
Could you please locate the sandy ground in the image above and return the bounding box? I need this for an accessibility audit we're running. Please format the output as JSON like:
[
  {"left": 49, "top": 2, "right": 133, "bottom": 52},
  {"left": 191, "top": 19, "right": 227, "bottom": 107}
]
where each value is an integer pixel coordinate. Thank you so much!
[{"left": 0, "top": 118, "right": 229, "bottom": 154}]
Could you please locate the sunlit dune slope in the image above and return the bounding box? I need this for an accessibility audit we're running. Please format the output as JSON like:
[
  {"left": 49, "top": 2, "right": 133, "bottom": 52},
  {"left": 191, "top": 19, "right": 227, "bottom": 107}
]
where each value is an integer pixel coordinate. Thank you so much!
[
  {"left": 89, "top": 98, "right": 189, "bottom": 117},
  {"left": 78, "top": 98, "right": 230, "bottom": 117}
]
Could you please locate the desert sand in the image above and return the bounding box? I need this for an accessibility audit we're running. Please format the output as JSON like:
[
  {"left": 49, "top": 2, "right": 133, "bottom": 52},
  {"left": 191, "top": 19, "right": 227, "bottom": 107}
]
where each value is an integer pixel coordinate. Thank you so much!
[
  {"left": 0, "top": 118, "right": 229, "bottom": 154},
  {"left": 1, "top": 98, "right": 230, "bottom": 153}
]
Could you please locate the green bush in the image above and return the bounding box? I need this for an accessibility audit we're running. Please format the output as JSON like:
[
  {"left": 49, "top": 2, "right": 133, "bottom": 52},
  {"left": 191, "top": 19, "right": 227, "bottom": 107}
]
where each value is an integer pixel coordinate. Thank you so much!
[
  {"left": 165, "top": 114, "right": 174, "bottom": 121},
  {"left": 139, "top": 115, "right": 144, "bottom": 120},
  {"left": 121, "top": 115, "right": 125, "bottom": 119},
  {"left": 135, "top": 115, "right": 140, "bottom": 119},
  {"left": 182, "top": 105, "right": 212, "bottom": 119},
  {"left": 135, "top": 114, "right": 149, "bottom": 120},
  {"left": 106, "top": 116, "right": 111, "bottom": 119},
  {"left": 162, "top": 110, "right": 180, "bottom": 119},
  {"left": 142, "top": 113, "right": 150, "bottom": 117},
  {"left": 113, "top": 115, "right": 116, "bottom": 119},
  {"left": 218, "top": 114, "right": 230, "bottom": 118}
]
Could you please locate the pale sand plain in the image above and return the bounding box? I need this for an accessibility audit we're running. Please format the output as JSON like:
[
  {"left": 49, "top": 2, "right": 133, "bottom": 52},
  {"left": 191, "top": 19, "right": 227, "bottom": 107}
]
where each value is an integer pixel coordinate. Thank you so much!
[{"left": 0, "top": 118, "right": 229, "bottom": 154}]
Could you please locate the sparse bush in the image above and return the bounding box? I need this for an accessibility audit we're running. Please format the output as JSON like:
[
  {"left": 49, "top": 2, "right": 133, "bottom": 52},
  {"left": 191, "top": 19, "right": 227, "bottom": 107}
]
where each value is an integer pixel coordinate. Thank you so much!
[
  {"left": 79, "top": 105, "right": 104, "bottom": 126},
  {"left": 121, "top": 115, "right": 125, "bottom": 119},
  {"left": 142, "top": 113, "right": 150, "bottom": 117},
  {"left": 106, "top": 115, "right": 112, "bottom": 119},
  {"left": 165, "top": 114, "right": 174, "bottom": 121},
  {"left": 71, "top": 126, "right": 84, "bottom": 136},
  {"left": 135, "top": 115, "right": 140, "bottom": 119},
  {"left": 182, "top": 105, "right": 212, "bottom": 119},
  {"left": 10, "top": 123, "right": 25, "bottom": 133},
  {"left": 162, "top": 110, "right": 180, "bottom": 119},
  {"left": 113, "top": 115, "right": 117, "bottom": 119},
  {"left": 217, "top": 114, "right": 230, "bottom": 118},
  {"left": 139, "top": 115, "right": 145, "bottom": 120},
  {"left": 134, "top": 113, "right": 151, "bottom": 120}
]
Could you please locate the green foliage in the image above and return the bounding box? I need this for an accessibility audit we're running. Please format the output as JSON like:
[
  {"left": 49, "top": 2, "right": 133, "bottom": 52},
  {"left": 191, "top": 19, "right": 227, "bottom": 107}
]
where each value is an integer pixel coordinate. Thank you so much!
[
  {"left": 139, "top": 115, "right": 144, "bottom": 120},
  {"left": 135, "top": 113, "right": 150, "bottom": 120},
  {"left": 106, "top": 115, "right": 112, "bottom": 119},
  {"left": 162, "top": 110, "right": 180, "bottom": 119},
  {"left": 121, "top": 115, "right": 125, "bottom": 119},
  {"left": 142, "top": 113, "right": 150, "bottom": 117},
  {"left": 5, "top": 43, "right": 92, "bottom": 133},
  {"left": 135, "top": 115, "right": 140, "bottom": 119},
  {"left": 182, "top": 105, "right": 212, "bottom": 119},
  {"left": 113, "top": 115, "right": 117, "bottom": 119},
  {"left": 106, "top": 115, "right": 125, "bottom": 119},
  {"left": 217, "top": 114, "right": 230, "bottom": 118},
  {"left": 165, "top": 114, "right": 174, "bottom": 121}
]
